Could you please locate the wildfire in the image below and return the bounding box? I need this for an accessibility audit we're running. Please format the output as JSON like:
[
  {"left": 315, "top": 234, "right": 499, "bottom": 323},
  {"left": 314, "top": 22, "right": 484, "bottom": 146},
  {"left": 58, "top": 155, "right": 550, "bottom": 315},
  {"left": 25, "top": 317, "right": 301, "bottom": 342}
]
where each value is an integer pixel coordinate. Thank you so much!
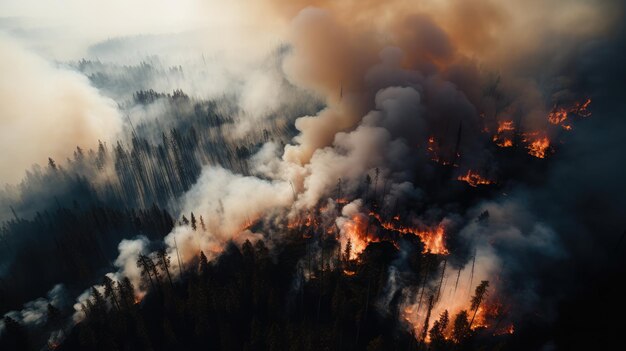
[
  {"left": 336, "top": 197, "right": 350, "bottom": 204},
  {"left": 370, "top": 212, "right": 448, "bottom": 254},
  {"left": 287, "top": 212, "right": 321, "bottom": 231},
  {"left": 342, "top": 213, "right": 376, "bottom": 259},
  {"left": 340, "top": 211, "right": 449, "bottom": 258},
  {"left": 548, "top": 98, "right": 592, "bottom": 130},
  {"left": 497, "top": 120, "right": 515, "bottom": 134},
  {"left": 494, "top": 324, "right": 515, "bottom": 336},
  {"left": 493, "top": 120, "right": 515, "bottom": 148},
  {"left": 457, "top": 170, "right": 493, "bottom": 187},
  {"left": 576, "top": 98, "right": 592, "bottom": 117},
  {"left": 427, "top": 136, "right": 441, "bottom": 162},
  {"left": 526, "top": 137, "right": 550, "bottom": 158},
  {"left": 548, "top": 109, "right": 568, "bottom": 125},
  {"left": 496, "top": 138, "right": 513, "bottom": 147},
  {"left": 237, "top": 216, "right": 260, "bottom": 233}
]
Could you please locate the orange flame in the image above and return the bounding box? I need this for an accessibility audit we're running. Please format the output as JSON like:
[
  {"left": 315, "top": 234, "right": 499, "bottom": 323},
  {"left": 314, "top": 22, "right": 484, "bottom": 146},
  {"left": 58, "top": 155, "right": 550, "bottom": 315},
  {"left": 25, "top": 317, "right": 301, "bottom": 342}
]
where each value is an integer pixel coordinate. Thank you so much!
[
  {"left": 493, "top": 120, "right": 515, "bottom": 148},
  {"left": 526, "top": 137, "right": 550, "bottom": 158},
  {"left": 548, "top": 98, "right": 592, "bottom": 130},
  {"left": 494, "top": 324, "right": 515, "bottom": 336},
  {"left": 497, "top": 120, "right": 515, "bottom": 134},
  {"left": 342, "top": 213, "right": 376, "bottom": 259},
  {"left": 370, "top": 212, "right": 448, "bottom": 254},
  {"left": 457, "top": 170, "right": 493, "bottom": 187}
]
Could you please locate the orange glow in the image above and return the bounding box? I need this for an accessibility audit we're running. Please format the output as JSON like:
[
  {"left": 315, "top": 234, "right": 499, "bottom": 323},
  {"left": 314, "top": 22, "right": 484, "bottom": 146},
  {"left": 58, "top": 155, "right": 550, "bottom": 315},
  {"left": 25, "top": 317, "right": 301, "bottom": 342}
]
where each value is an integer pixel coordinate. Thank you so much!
[
  {"left": 457, "top": 170, "right": 493, "bottom": 187},
  {"left": 341, "top": 211, "right": 448, "bottom": 258},
  {"left": 497, "top": 120, "right": 515, "bottom": 134},
  {"left": 576, "top": 98, "right": 592, "bottom": 117},
  {"left": 370, "top": 212, "right": 448, "bottom": 254},
  {"left": 547, "top": 98, "right": 592, "bottom": 130},
  {"left": 493, "top": 120, "right": 515, "bottom": 148},
  {"left": 526, "top": 137, "right": 550, "bottom": 158},
  {"left": 237, "top": 216, "right": 259, "bottom": 233},
  {"left": 427, "top": 136, "right": 440, "bottom": 161},
  {"left": 342, "top": 213, "right": 376, "bottom": 259},
  {"left": 494, "top": 324, "right": 515, "bottom": 336},
  {"left": 343, "top": 269, "right": 356, "bottom": 276},
  {"left": 497, "top": 138, "right": 513, "bottom": 147},
  {"left": 287, "top": 212, "right": 320, "bottom": 231},
  {"left": 548, "top": 108, "right": 568, "bottom": 125}
]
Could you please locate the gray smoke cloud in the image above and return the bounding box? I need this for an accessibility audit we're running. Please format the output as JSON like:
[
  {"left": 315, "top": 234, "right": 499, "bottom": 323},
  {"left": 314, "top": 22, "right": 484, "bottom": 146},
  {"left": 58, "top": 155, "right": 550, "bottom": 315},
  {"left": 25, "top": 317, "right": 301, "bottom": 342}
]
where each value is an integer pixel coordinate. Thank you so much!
[{"left": 2, "top": 1, "right": 625, "bottom": 349}]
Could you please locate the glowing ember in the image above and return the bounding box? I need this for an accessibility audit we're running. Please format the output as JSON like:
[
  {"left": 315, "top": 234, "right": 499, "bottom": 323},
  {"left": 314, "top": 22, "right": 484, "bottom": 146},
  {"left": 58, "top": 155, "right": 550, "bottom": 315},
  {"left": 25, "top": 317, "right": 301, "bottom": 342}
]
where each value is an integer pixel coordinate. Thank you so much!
[
  {"left": 343, "top": 269, "right": 356, "bottom": 276},
  {"left": 527, "top": 137, "right": 550, "bottom": 158},
  {"left": 457, "top": 170, "right": 493, "bottom": 187},
  {"left": 494, "top": 324, "right": 515, "bottom": 336},
  {"left": 427, "top": 136, "right": 441, "bottom": 162},
  {"left": 575, "top": 98, "right": 592, "bottom": 117}
]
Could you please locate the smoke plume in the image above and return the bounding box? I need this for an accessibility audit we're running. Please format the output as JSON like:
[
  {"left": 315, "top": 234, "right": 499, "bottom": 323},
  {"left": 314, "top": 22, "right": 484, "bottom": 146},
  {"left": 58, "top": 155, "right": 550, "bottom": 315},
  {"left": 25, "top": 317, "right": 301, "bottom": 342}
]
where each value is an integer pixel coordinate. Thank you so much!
[{"left": 0, "top": 35, "right": 121, "bottom": 184}]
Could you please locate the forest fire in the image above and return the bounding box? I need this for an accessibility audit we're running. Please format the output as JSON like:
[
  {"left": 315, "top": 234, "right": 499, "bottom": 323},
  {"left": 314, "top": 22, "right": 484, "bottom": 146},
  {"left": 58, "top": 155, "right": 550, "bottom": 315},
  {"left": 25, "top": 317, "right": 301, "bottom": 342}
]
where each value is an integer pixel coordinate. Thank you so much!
[
  {"left": 369, "top": 212, "right": 448, "bottom": 254},
  {"left": 338, "top": 210, "right": 449, "bottom": 259},
  {"left": 497, "top": 120, "right": 515, "bottom": 134},
  {"left": 341, "top": 213, "right": 376, "bottom": 259},
  {"left": 457, "top": 170, "right": 493, "bottom": 187},
  {"left": 548, "top": 98, "right": 592, "bottom": 130},
  {"left": 1, "top": 0, "right": 619, "bottom": 348},
  {"left": 494, "top": 324, "right": 515, "bottom": 336},
  {"left": 526, "top": 136, "right": 550, "bottom": 158},
  {"left": 493, "top": 120, "right": 515, "bottom": 147},
  {"left": 548, "top": 109, "right": 568, "bottom": 125}
]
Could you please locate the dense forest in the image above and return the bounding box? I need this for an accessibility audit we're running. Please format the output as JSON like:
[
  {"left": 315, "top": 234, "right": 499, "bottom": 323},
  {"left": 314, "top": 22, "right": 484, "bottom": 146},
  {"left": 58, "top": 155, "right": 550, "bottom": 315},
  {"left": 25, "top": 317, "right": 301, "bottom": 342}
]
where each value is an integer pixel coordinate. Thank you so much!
[
  {"left": 2, "top": 2, "right": 626, "bottom": 350},
  {"left": 2, "top": 230, "right": 512, "bottom": 351}
]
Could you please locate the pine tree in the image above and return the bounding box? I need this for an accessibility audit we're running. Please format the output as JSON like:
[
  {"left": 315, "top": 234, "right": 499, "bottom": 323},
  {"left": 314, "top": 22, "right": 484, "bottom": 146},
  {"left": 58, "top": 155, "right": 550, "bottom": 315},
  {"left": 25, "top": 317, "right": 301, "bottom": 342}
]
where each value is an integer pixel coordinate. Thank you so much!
[
  {"left": 200, "top": 215, "right": 206, "bottom": 231},
  {"left": 429, "top": 310, "right": 449, "bottom": 350},
  {"left": 191, "top": 212, "right": 197, "bottom": 231},
  {"left": 156, "top": 248, "right": 174, "bottom": 288},
  {"left": 469, "top": 280, "right": 489, "bottom": 329},
  {"left": 102, "top": 276, "right": 120, "bottom": 310},
  {"left": 199, "top": 251, "right": 210, "bottom": 278},
  {"left": 420, "top": 295, "right": 434, "bottom": 342},
  {"left": 452, "top": 310, "right": 470, "bottom": 344},
  {"left": 137, "top": 254, "right": 157, "bottom": 290},
  {"left": 344, "top": 238, "right": 352, "bottom": 262}
]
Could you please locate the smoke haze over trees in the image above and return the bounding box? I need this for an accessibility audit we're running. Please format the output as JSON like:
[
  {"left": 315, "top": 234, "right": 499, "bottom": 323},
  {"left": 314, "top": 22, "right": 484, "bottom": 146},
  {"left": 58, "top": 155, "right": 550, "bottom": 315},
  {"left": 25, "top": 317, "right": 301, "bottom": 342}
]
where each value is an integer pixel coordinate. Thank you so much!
[{"left": 1, "top": 1, "right": 625, "bottom": 350}]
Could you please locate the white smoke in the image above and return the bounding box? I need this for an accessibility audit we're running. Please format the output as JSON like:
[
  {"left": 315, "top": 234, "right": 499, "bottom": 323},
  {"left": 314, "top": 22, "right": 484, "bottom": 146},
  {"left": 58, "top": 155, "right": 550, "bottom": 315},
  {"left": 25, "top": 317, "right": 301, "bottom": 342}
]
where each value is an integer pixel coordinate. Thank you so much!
[
  {"left": 0, "top": 35, "right": 122, "bottom": 184},
  {"left": 1, "top": 284, "right": 69, "bottom": 334}
]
